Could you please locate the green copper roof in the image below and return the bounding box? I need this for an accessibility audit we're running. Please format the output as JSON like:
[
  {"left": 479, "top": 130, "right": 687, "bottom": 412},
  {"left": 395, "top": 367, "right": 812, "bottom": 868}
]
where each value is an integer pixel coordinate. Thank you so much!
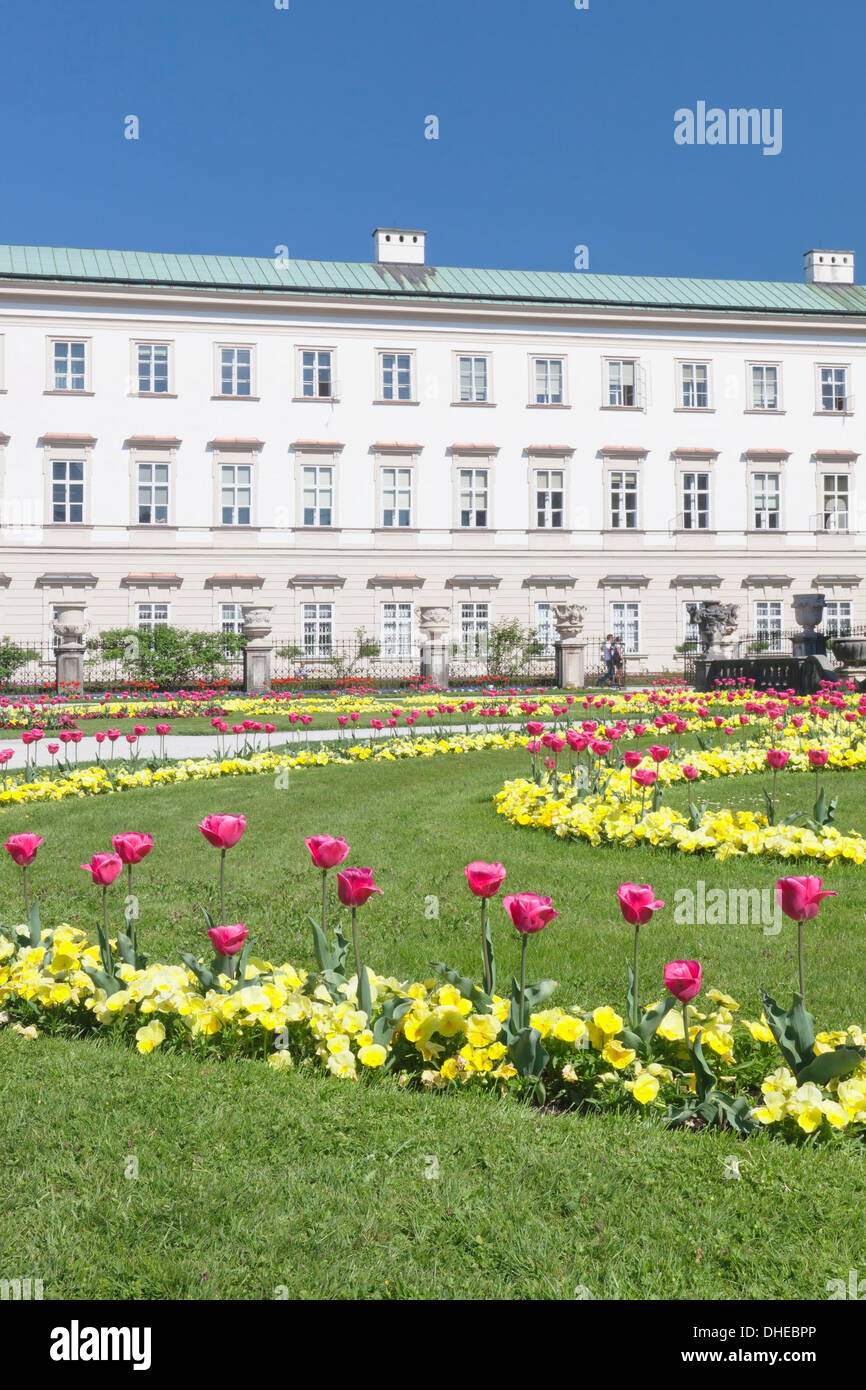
[{"left": 1, "top": 242, "right": 866, "bottom": 317}]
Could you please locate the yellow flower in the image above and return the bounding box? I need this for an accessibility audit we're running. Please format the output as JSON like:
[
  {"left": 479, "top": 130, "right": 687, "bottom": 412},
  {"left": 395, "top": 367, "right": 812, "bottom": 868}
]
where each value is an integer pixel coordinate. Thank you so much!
[
  {"left": 433, "top": 1005, "right": 467, "bottom": 1038},
  {"left": 13, "top": 1023, "right": 38, "bottom": 1040},
  {"left": 135, "top": 1020, "right": 165, "bottom": 1054},
  {"left": 602, "top": 1039, "right": 636, "bottom": 1069},
  {"left": 268, "top": 1050, "right": 294, "bottom": 1071},
  {"left": 629, "top": 1072, "right": 660, "bottom": 1104},
  {"left": 466, "top": 1012, "right": 500, "bottom": 1046},
  {"left": 358, "top": 1043, "right": 387, "bottom": 1068}
]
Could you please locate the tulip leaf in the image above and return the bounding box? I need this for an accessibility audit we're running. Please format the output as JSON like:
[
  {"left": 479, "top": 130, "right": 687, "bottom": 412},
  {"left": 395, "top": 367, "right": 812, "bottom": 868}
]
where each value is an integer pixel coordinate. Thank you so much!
[
  {"left": 308, "top": 914, "right": 336, "bottom": 973},
  {"left": 228, "top": 938, "right": 255, "bottom": 993},
  {"left": 638, "top": 997, "right": 673, "bottom": 1046},
  {"left": 795, "top": 1046, "right": 865, "bottom": 1087},
  {"left": 333, "top": 926, "right": 350, "bottom": 976},
  {"left": 198, "top": 904, "right": 217, "bottom": 936},
  {"left": 484, "top": 916, "right": 496, "bottom": 995},
  {"left": 428, "top": 962, "right": 492, "bottom": 1013},
  {"left": 690, "top": 1031, "right": 717, "bottom": 1103},
  {"left": 760, "top": 990, "right": 816, "bottom": 1073},
  {"left": 27, "top": 899, "right": 41, "bottom": 948},
  {"left": 508, "top": 1025, "right": 549, "bottom": 1080},
  {"left": 373, "top": 996, "right": 413, "bottom": 1047},
  {"left": 116, "top": 933, "right": 139, "bottom": 969},
  {"left": 180, "top": 953, "right": 216, "bottom": 993},
  {"left": 358, "top": 964, "right": 372, "bottom": 1022},
  {"left": 82, "top": 964, "right": 126, "bottom": 998}
]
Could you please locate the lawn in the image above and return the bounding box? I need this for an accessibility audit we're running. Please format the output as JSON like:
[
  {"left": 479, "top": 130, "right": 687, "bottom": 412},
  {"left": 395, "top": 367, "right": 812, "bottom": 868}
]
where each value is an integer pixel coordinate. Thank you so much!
[{"left": 1, "top": 747, "right": 864, "bottom": 1299}]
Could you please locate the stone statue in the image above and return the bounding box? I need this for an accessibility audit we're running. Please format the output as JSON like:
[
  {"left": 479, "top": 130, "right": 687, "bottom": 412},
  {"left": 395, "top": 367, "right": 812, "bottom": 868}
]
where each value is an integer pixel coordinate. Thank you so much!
[
  {"left": 417, "top": 606, "right": 451, "bottom": 640},
  {"left": 552, "top": 603, "right": 586, "bottom": 640},
  {"left": 686, "top": 601, "right": 738, "bottom": 656}
]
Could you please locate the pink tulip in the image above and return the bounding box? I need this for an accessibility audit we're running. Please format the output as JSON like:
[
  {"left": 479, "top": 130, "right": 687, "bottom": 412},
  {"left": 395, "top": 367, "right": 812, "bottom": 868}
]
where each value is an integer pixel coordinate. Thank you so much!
[
  {"left": 766, "top": 749, "right": 790, "bottom": 770},
  {"left": 648, "top": 745, "right": 670, "bottom": 763},
  {"left": 807, "top": 749, "right": 828, "bottom": 767},
  {"left": 623, "top": 751, "right": 642, "bottom": 769},
  {"left": 590, "top": 739, "right": 612, "bottom": 756},
  {"left": 133, "top": 725, "right": 147, "bottom": 736},
  {"left": 632, "top": 768, "right": 657, "bottom": 788},
  {"left": 0, "top": 749, "right": 13, "bottom": 763},
  {"left": 775, "top": 876, "right": 837, "bottom": 923},
  {"left": 502, "top": 892, "right": 559, "bottom": 935},
  {"left": 305, "top": 835, "right": 350, "bottom": 870},
  {"left": 107, "top": 729, "right": 121, "bottom": 742},
  {"left": 682, "top": 764, "right": 700, "bottom": 780},
  {"left": 464, "top": 861, "right": 507, "bottom": 898},
  {"left": 526, "top": 721, "right": 545, "bottom": 736},
  {"left": 664, "top": 960, "right": 702, "bottom": 1003},
  {"left": 617, "top": 882, "right": 664, "bottom": 927},
  {"left": 111, "top": 832, "right": 154, "bottom": 865},
  {"left": 80, "top": 852, "right": 123, "bottom": 886},
  {"left": 4, "top": 833, "right": 43, "bottom": 867},
  {"left": 155, "top": 723, "right": 171, "bottom": 736},
  {"left": 199, "top": 814, "right": 247, "bottom": 849},
  {"left": 336, "top": 866, "right": 383, "bottom": 908},
  {"left": 47, "top": 742, "right": 60, "bottom": 755},
  {"left": 208, "top": 923, "right": 249, "bottom": 957}
]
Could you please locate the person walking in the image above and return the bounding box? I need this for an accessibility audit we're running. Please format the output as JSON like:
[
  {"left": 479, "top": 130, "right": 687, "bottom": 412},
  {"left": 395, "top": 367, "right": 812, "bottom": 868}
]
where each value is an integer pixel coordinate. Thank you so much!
[
  {"left": 613, "top": 637, "right": 625, "bottom": 688},
  {"left": 599, "top": 634, "right": 614, "bottom": 686}
]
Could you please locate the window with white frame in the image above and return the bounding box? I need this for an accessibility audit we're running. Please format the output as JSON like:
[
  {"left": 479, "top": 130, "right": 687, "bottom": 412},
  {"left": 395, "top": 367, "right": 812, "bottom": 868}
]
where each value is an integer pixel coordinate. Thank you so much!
[
  {"left": 381, "top": 601, "right": 413, "bottom": 657},
  {"left": 219, "top": 602, "right": 244, "bottom": 635},
  {"left": 821, "top": 473, "right": 850, "bottom": 529},
  {"left": 51, "top": 340, "right": 87, "bottom": 391},
  {"left": 381, "top": 466, "right": 412, "bottom": 527},
  {"left": 457, "top": 355, "right": 489, "bottom": 402},
  {"left": 302, "top": 602, "right": 333, "bottom": 658},
  {"left": 750, "top": 363, "right": 780, "bottom": 411},
  {"left": 458, "top": 468, "right": 489, "bottom": 527},
  {"left": 607, "top": 359, "right": 637, "bottom": 407},
  {"left": 219, "top": 464, "right": 252, "bottom": 525},
  {"left": 751, "top": 471, "right": 780, "bottom": 529},
  {"left": 532, "top": 357, "right": 564, "bottom": 405},
  {"left": 609, "top": 470, "right": 638, "bottom": 529},
  {"left": 610, "top": 601, "right": 641, "bottom": 655},
  {"left": 379, "top": 352, "right": 413, "bottom": 401},
  {"left": 534, "top": 468, "right": 564, "bottom": 528},
  {"left": 136, "top": 343, "right": 170, "bottom": 394},
  {"left": 460, "top": 602, "right": 489, "bottom": 658},
  {"left": 300, "top": 349, "right": 333, "bottom": 399},
  {"left": 819, "top": 365, "right": 849, "bottom": 412},
  {"left": 51, "top": 460, "right": 85, "bottom": 523},
  {"left": 680, "top": 362, "right": 709, "bottom": 409},
  {"left": 534, "top": 602, "right": 557, "bottom": 657},
  {"left": 137, "top": 462, "right": 170, "bottom": 524},
  {"left": 136, "top": 602, "right": 169, "bottom": 632},
  {"left": 301, "top": 465, "right": 333, "bottom": 526},
  {"left": 754, "top": 600, "right": 783, "bottom": 652},
  {"left": 824, "top": 600, "right": 853, "bottom": 638},
  {"left": 218, "top": 346, "right": 252, "bottom": 397},
  {"left": 681, "top": 471, "right": 710, "bottom": 529},
  {"left": 682, "top": 602, "right": 701, "bottom": 651}
]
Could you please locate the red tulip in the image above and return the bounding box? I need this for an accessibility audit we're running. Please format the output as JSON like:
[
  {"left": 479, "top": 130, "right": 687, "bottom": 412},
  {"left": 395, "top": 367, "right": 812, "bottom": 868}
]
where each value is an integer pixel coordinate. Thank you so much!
[
  {"left": 617, "top": 882, "right": 664, "bottom": 927},
  {"left": 664, "top": 960, "right": 702, "bottom": 1002},
  {"left": 766, "top": 749, "right": 790, "bottom": 770},
  {"left": 464, "top": 861, "right": 507, "bottom": 898},
  {"left": 623, "top": 751, "right": 642, "bottom": 769},
  {"left": 155, "top": 723, "right": 171, "bottom": 736},
  {"left": 502, "top": 892, "right": 559, "bottom": 935},
  {"left": 648, "top": 745, "right": 670, "bottom": 763},
  {"left": 682, "top": 764, "right": 700, "bottom": 780},
  {"left": 807, "top": 749, "right": 828, "bottom": 767},
  {"left": 199, "top": 814, "right": 247, "bottom": 849},
  {"left": 207, "top": 923, "right": 249, "bottom": 957},
  {"left": 526, "top": 721, "right": 545, "bottom": 736},
  {"left": 336, "top": 867, "right": 383, "bottom": 908},
  {"left": 305, "top": 835, "right": 350, "bottom": 870},
  {"left": 4, "top": 833, "right": 43, "bottom": 867},
  {"left": 632, "top": 768, "right": 658, "bottom": 788},
  {"left": 775, "top": 876, "right": 837, "bottom": 923},
  {"left": 80, "top": 852, "right": 123, "bottom": 886},
  {"left": 111, "top": 832, "right": 154, "bottom": 865}
]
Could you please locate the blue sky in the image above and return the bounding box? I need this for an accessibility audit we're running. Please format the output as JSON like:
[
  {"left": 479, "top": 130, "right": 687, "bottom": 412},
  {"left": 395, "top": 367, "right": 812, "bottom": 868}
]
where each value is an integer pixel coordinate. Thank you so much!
[{"left": 4, "top": 0, "right": 864, "bottom": 281}]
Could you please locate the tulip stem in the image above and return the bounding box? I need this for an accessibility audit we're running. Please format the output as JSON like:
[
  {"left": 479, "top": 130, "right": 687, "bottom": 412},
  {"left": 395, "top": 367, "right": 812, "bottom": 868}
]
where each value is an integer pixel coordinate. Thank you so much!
[
  {"left": 519, "top": 934, "right": 528, "bottom": 1030},
  {"left": 682, "top": 1000, "right": 690, "bottom": 1055},
  {"left": 126, "top": 863, "right": 136, "bottom": 956},
  {"left": 220, "top": 849, "right": 226, "bottom": 926},
  {"left": 351, "top": 905, "right": 361, "bottom": 981},
  {"left": 632, "top": 924, "right": 640, "bottom": 1028},
  {"left": 321, "top": 869, "right": 328, "bottom": 939},
  {"left": 480, "top": 899, "right": 492, "bottom": 994},
  {"left": 101, "top": 884, "right": 109, "bottom": 950},
  {"left": 798, "top": 920, "right": 806, "bottom": 1005},
  {"left": 22, "top": 866, "right": 28, "bottom": 921}
]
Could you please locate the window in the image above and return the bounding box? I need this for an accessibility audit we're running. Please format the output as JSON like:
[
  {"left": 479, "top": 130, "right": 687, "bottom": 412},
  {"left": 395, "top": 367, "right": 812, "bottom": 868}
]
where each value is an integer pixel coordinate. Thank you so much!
[
  {"left": 609, "top": 470, "right": 638, "bottom": 529},
  {"left": 751, "top": 472, "right": 780, "bottom": 529},
  {"left": 137, "top": 462, "right": 170, "bottom": 524},
  {"left": 136, "top": 602, "right": 169, "bottom": 632},
  {"left": 607, "top": 359, "right": 637, "bottom": 407},
  {"left": 457, "top": 355, "right": 489, "bottom": 402},
  {"left": 750, "top": 364, "right": 780, "bottom": 411},
  {"left": 682, "top": 602, "right": 701, "bottom": 652},
  {"left": 219, "top": 464, "right": 252, "bottom": 525},
  {"left": 534, "top": 469, "right": 564, "bottom": 528},
  {"left": 381, "top": 467, "right": 412, "bottom": 527},
  {"left": 300, "top": 350, "right": 333, "bottom": 399},
  {"left": 51, "top": 340, "right": 87, "bottom": 391},
  {"left": 611, "top": 601, "right": 641, "bottom": 655},
  {"left": 681, "top": 471, "right": 710, "bottom": 529},
  {"left": 51, "top": 460, "right": 85, "bottom": 523},
  {"left": 821, "top": 474, "right": 850, "bottom": 530},
  {"left": 458, "top": 468, "right": 488, "bottom": 528},
  {"left": 532, "top": 358, "right": 564, "bottom": 405},
  {"left": 218, "top": 346, "right": 252, "bottom": 397},
  {"left": 819, "top": 366, "right": 849, "bottom": 413},
  {"left": 535, "top": 602, "right": 557, "bottom": 657},
  {"left": 220, "top": 602, "right": 244, "bottom": 636},
  {"left": 460, "top": 602, "right": 489, "bottom": 658},
  {"left": 754, "top": 600, "right": 783, "bottom": 652},
  {"left": 381, "top": 602, "right": 413, "bottom": 657},
  {"left": 825, "top": 601, "right": 852, "bottom": 639},
  {"left": 136, "top": 343, "right": 170, "bottom": 394},
  {"left": 301, "top": 465, "right": 333, "bottom": 526},
  {"left": 302, "top": 602, "right": 333, "bottom": 658},
  {"left": 379, "top": 352, "right": 413, "bottom": 401},
  {"left": 680, "top": 362, "right": 709, "bottom": 409}
]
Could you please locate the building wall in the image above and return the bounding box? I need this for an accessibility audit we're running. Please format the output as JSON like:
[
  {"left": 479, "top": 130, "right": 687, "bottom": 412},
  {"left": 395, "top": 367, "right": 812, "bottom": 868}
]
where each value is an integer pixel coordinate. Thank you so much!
[{"left": 0, "top": 277, "right": 864, "bottom": 670}]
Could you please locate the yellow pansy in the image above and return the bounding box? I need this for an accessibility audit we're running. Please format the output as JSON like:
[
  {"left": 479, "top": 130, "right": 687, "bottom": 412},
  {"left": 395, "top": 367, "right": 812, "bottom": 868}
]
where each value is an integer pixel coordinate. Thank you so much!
[{"left": 135, "top": 1020, "right": 165, "bottom": 1054}]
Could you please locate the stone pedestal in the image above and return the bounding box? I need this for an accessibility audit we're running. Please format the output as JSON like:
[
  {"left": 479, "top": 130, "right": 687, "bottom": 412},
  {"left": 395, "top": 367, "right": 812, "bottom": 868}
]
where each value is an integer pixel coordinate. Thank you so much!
[
  {"left": 417, "top": 607, "right": 451, "bottom": 689},
  {"left": 241, "top": 606, "right": 274, "bottom": 692},
  {"left": 555, "top": 640, "right": 585, "bottom": 690},
  {"left": 792, "top": 593, "right": 827, "bottom": 658},
  {"left": 52, "top": 601, "right": 88, "bottom": 695}
]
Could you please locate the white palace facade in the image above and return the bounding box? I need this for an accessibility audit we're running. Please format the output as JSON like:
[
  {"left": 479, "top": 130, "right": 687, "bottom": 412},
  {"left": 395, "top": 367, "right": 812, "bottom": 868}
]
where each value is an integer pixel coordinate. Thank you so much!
[{"left": 0, "top": 229, "right": 864, "bottom": 673}]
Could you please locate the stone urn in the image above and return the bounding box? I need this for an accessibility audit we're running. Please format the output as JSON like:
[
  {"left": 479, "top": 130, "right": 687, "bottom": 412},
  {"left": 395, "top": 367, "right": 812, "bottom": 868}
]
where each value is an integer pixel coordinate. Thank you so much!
[
  {"left": 417, "top": 606, "right": 451, "bottom": 688},
  {"left": 417, "top": 606, "right": 451, "bottom": 641},
  {"left": 831, "top": 638, "right": 866, "bottom": 666},
  {"left": 51, "top": 602, "right": 88, "bottom": 647},
  {"left": 552, "top": 603, "right": 586, "bottom": 641},
  {"left": 241, "top": 606, "right": 273, "bottom": 691},
  {"left": 241, "top": 605, "right": 273, "bottom": 642},
  {"left": 793, "top": 593, "right": 825, "bottom": 634}
]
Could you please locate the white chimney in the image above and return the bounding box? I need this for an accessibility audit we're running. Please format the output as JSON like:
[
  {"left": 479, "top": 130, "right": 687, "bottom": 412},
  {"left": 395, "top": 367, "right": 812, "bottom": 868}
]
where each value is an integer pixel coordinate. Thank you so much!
[
  {"left": 804, "top": 249, "right": 855, "bottom": 285},
  {"left": 373, "top": 228, "right": 426, "bottom": 265}
]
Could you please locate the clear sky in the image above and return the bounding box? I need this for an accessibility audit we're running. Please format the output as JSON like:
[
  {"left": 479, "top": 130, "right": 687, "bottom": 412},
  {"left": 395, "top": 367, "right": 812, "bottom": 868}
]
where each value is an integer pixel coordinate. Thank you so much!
[{"left": 3, "top": 0, "right": 864, "bottom": 282}]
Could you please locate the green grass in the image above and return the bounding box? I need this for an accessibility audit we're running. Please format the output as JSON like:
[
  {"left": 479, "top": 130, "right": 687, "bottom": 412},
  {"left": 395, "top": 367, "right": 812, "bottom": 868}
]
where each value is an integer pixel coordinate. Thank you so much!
[{"left": 1, "top": 747, "right": 864, "bottom": 1299}]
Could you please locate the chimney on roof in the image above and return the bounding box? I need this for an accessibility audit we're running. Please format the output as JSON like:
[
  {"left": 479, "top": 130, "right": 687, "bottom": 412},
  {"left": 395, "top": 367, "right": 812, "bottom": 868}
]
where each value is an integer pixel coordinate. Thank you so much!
[
  {"left": 804, "top": 249, "right": 855, "bottom": 284},
  {"left": 373, "top": 228, "right": 426, "bottom": 265}
]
